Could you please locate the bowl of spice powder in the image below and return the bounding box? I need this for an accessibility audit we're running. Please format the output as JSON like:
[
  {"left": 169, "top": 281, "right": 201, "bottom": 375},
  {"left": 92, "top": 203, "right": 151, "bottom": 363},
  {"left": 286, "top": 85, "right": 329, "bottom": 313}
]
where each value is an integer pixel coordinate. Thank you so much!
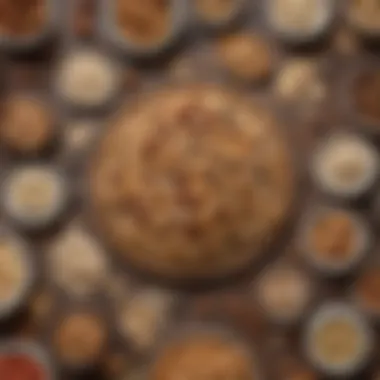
[
  {"left": 299, "top": 207, "right": 370, "bottom": 277},
  {"left": 0, "top": 340, "right": 53, "bottom": 380},
  {"left": 99, "top": 0, "right": 188, "bottom": 57},
  {"left": 0, "top": 0, "right": 59, "bottom": 52}
]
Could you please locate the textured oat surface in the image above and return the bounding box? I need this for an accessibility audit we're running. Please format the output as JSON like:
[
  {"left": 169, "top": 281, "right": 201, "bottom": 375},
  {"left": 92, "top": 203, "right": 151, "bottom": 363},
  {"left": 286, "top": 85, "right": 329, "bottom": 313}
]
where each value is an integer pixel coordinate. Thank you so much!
[{"left": 0, "top": 1, "right": 380, "bottom": 379}]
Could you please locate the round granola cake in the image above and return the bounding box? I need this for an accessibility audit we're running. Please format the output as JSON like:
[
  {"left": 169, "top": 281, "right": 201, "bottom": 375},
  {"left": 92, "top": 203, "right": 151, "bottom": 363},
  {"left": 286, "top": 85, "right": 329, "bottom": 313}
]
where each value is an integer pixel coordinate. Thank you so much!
[
  {"left": 88, "top": 85, "right": 294, "bottom": 279},
  {"left": 149, "top": 331, "right": 257, "bottom": 380}
]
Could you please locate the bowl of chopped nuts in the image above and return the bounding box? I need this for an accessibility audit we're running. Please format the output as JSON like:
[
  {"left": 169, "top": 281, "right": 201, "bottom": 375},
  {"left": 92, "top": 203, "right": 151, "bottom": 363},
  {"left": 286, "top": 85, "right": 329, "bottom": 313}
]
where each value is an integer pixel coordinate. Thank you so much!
[
  {"left": 0, "top": 0, "right": 60, "bottom": 53},
  {"left": 298, "top": 206, "right": 371, "bottom": 277},
  {"left": 99, "top": 0, "right": 189, "bottom": 57}
]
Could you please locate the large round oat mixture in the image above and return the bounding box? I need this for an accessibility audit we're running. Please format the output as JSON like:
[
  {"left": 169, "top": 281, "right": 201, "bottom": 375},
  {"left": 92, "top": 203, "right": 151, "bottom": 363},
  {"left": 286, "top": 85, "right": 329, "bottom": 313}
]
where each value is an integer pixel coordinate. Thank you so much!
[{"left": 89, "top": 85, "right": 294, "bottom": 279}]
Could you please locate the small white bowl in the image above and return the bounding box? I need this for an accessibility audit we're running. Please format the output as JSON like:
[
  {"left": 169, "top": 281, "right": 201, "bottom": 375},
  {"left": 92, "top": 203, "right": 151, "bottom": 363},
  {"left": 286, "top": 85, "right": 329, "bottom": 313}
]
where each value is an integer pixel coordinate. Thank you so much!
[
  {"left": 265, "top": 0, "right": 336, "bottom": 45},
  {"left": 298, "top": 207, "right": 371, "bottom": 277},
  {"left": 304, "top": 302, "right": 373, "bottom": 377},
  {"left": 1, "top": 164, "right": 68, "bottom": 231},
  {"left": 0, "top": 231, "right": 35, "bottom": 320},
  {"left": 0, "top": 0, "right": 60, "bottom": 53},
  {"left": 311, "top": 132, "right": 379, "bottom": 199},
  {"left": 0, "top": 340, "right": 54, "bottom": 379},
  {"left": 99, "top": 0, "right": 189, "bottom": 57}
]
